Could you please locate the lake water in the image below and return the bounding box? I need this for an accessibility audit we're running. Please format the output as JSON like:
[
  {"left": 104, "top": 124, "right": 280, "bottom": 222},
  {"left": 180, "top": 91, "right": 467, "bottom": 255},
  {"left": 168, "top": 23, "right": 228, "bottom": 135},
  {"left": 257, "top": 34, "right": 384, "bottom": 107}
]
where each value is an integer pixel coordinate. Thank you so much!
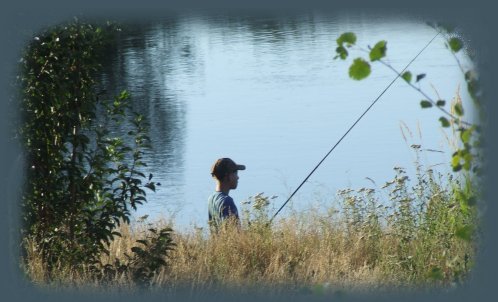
[{"left": 98, "top": 14, "right": 474, "bottom": 230}]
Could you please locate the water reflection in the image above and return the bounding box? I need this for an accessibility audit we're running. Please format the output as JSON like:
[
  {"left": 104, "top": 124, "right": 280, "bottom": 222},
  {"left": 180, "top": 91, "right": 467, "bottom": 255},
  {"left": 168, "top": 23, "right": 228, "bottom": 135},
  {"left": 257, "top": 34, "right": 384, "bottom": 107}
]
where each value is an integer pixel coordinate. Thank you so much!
[
  {"left": 98, "top": 20, "right": 196, "bottom": 214},
  {"left": 95, "top": 15, "right": 464, "bottom": 229}
]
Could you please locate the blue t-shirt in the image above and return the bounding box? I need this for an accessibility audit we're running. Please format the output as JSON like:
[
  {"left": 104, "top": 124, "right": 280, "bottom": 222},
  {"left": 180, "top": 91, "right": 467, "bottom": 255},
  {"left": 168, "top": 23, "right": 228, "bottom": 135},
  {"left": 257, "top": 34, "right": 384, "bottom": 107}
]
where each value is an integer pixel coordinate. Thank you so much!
[{"left": 208, "top": 191, "right": 239, "bottom": 230}]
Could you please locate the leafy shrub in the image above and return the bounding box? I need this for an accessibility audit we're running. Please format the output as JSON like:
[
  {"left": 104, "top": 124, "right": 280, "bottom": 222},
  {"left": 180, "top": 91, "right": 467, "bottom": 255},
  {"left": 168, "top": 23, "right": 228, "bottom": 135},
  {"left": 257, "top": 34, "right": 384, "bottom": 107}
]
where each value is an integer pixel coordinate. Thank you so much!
[
  {"left": 18, "top": 19, "right": 161, "bottom": 273},
  {"left": 94, "top": 226, "right": 175, "bottom": 287}
]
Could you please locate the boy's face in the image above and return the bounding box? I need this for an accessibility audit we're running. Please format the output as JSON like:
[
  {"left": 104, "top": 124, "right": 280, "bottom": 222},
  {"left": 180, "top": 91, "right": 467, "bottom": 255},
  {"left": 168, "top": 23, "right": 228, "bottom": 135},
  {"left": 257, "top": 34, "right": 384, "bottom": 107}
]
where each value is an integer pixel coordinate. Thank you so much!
[{"left": 227, "top": 170, "right": 239, "bottom": 189}]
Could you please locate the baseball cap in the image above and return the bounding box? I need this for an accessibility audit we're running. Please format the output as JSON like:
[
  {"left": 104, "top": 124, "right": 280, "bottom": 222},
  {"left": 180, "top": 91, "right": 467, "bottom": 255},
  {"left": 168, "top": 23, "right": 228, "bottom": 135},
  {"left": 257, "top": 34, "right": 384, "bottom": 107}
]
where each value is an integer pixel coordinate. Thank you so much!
[{"left": 211, "top": 158, "right": 246, "bottom": 180}]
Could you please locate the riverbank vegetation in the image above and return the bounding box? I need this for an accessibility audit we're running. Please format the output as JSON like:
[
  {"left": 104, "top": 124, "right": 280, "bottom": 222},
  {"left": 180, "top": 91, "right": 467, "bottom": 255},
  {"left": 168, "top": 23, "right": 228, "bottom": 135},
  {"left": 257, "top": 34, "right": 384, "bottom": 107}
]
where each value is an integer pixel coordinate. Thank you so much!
[
  {"left": 17, "top": 19, "right": 167, "bottom": 284},
  {"left": 21, "top": 158, "right": 478, "bottom": 296},
  {"left": 17, "top": 18, "right": 481, "bottom": 297}
]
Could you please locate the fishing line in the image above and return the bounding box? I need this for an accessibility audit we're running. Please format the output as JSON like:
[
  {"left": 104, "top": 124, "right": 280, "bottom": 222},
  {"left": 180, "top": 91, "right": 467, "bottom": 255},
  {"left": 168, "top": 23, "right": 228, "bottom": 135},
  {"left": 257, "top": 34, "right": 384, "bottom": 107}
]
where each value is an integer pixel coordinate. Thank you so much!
[{"left": 269, "top": 31, "right": 441, "bottom": 224}]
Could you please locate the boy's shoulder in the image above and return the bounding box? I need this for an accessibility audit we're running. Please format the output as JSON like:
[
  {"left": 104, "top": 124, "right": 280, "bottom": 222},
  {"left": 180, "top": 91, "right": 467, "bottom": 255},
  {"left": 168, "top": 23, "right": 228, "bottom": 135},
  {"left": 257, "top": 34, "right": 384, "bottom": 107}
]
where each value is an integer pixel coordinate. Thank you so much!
[{"left": 209, "top": 191, "right": 233, "bottom": 203}]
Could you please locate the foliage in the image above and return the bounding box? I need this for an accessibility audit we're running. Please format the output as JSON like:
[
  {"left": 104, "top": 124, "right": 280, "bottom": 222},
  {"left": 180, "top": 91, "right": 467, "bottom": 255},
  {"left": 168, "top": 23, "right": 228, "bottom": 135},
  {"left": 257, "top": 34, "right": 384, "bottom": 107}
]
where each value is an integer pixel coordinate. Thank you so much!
[
  {"left": 334, "top": 24, "right": 484, "bottom": 176},
  {"left": 348, "top": 58, "right": 371, "bottom": 80},
  {"left": 94, "top": 226, "right": 175, "bottom": 287},
  {"left": 18, "top": 19, "right": 161, "bottom": 272},
  {"left": 127, "top": 227, "right": 175, "bottom": 286},
  {"left": 334, "top": 23, "right": 481, "bottom": 285},
  {"left": 22, "top": 162, "right": 475, "bottom": 292},
  {"left": 241, "top": 192, "right": 277, "bottom": 234},
  {"left": 338, "top": 156, "right": 475, "bottom": 285}
]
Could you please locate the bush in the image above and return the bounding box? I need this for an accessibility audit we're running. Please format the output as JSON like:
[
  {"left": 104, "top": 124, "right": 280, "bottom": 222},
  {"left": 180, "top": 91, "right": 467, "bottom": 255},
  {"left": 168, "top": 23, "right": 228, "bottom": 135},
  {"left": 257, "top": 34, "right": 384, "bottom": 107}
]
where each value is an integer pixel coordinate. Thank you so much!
[{"left": 18, "top": 19, "right": 162, "bottom": 274}]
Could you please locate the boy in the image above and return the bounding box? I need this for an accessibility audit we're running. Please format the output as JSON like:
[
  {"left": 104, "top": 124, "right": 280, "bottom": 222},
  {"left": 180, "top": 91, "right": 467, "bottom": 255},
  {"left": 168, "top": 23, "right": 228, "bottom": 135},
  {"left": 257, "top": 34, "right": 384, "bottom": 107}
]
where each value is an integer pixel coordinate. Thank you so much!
[{"left": 208, "top": 158, "right": 245, "bottom": 231}]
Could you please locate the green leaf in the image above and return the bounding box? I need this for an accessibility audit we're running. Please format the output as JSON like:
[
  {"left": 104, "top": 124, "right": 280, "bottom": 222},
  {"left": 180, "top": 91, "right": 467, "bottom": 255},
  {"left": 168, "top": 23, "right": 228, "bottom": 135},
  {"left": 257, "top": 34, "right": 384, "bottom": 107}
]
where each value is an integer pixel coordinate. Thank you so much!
[
  {"left": 456, "top": 225, "right": 473, "bottom": 241},
  {"left": 453, "top": 103, "right": 464, "bottom": 116},
  {"left": 453, "top": 164, "right": 462, "bottom": 172},
  {"left": 439, "top": 117, "right": 450, "bottom": 128},
  {"left": 451, "top": 153, "right": 461, "bottom": 168},
  {"left": 337, "top": 32, "right": 357, "bottom": 46},
  {"left": 401, "top": 71, "right": 412, "bottom": 83},
  {"left": 416, "top": 73, "right": 426, "bottom": 82},
  {"left": 449, "top": 37, "right": 463, "bottom": 53},
  {"left": 349, "top": 58, "right": 371, "bottom": 80},
  {"left": 436, "top": 100, "right": 446, "bottom": 107},
  {"left": 461, "top": 127, "right": 473, "bottom": 144},
  {"left": 463, "top": 152, "right": 473, "bottom": 171},
  {"left": 369, "top": 40, "right": 387, "bottom": 61},
  {"left": 458, "top": 191, "right": 469, "bottom": 214},
  {"left": 335, "top": 46, "right": 348, "bottom": 60},
  {"left": 420, "top": 100, "right": 433, "bottom": 108},
  {"left": 145, "top": 182, "right": 156, "bottom": 192},
  {"left": 467, "top": 81, "right": 479, "bottom": 103},
  {"left": 119, "top": 90, "right": 130, "bottom": 100}
]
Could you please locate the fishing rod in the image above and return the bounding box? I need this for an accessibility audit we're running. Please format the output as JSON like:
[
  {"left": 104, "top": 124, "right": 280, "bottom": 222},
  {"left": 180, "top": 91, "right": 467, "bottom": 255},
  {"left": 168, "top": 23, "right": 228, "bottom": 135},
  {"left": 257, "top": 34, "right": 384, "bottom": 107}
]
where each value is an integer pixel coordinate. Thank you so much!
[{"left": 268, "top": 30, "right": 441, "bottom": 225}]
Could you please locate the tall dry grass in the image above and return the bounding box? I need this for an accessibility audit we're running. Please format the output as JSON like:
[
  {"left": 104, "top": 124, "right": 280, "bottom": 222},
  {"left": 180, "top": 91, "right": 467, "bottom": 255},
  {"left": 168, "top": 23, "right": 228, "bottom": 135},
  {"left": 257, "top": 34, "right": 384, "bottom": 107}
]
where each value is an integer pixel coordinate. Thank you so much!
[{"left": 21, "top": 161, "right": 477, "bottom": 296}]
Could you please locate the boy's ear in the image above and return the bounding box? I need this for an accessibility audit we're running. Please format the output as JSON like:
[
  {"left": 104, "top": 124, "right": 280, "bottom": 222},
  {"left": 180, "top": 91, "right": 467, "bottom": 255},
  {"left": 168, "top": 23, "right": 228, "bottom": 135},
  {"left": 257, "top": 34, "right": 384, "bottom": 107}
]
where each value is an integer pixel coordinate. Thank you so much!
[{"left": 223, "top": 172, "right": 233, "bottom": 181}]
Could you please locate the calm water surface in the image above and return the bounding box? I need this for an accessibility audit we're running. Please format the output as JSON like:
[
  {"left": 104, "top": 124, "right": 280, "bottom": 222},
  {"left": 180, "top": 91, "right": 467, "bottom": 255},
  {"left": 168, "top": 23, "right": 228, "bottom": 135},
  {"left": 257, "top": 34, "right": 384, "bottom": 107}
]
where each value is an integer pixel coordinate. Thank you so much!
[{"left": 99, "top": 14, "right": 474, "bottom": 230}]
